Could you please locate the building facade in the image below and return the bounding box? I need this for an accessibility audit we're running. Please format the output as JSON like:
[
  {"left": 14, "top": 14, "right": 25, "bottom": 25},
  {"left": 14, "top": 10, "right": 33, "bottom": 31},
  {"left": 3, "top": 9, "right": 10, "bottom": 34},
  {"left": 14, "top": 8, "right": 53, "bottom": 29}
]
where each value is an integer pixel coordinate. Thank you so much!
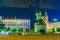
[
  {"left": 0, "top": 19, "right": 30, "bottom": 30},
  {"left": 47, "top": 22, "right": 60, "bottom": 32}
]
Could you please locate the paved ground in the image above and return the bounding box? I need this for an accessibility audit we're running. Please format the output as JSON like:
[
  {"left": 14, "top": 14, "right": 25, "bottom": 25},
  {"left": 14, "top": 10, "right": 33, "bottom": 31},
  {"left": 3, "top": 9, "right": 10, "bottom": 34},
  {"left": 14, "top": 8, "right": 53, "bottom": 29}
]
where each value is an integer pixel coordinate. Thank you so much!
[{"left": 0, "top": 35, "right": 60, "bottom": 40}]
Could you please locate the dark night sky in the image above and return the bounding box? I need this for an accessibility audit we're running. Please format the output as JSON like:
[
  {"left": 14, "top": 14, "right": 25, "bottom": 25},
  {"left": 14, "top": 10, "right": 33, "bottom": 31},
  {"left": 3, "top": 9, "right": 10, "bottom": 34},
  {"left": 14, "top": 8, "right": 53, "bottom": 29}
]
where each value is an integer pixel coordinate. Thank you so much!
[
  {"left": 0, "top": 7, "right": 60, "bottom": 23},
  {"left": 0, "top": 0, "right": 60, "bottom": 23},
  {"left": 0, "top": 0, "right": 60, "bottom": 9}
]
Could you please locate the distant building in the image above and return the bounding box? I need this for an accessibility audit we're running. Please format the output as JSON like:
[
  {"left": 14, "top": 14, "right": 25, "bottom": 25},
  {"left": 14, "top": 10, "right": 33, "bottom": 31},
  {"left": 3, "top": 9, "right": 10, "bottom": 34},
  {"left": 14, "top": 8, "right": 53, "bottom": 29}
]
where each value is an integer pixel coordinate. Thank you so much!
[
  {"left": 0, "top": 19, "right": 30, "bottom": 31},
  {"left": 48, "top": 22, "right": 60, "bottom": 32},
  {"left": 0, "top": 16, "right": 2, "bottom": 19},
  {"left": 49, "top": 22, "right": 59, "bottom": 28},
  {"left": 5, "top": 19, "right": 30, "bottom": 29}
]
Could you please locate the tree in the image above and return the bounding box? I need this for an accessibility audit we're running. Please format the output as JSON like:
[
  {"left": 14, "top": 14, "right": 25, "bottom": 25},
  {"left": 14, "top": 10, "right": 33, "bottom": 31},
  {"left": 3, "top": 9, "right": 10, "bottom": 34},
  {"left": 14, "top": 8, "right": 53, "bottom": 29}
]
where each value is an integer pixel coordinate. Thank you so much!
[
  {"left": 6, "top": 27, "right": 10, "bottom": 31},
  {"left": 52, "top": 28, "right": 55, "bottom": 33},
  {"left": 0, "top": 23, "right": 5, "bottom": 30},
  {"left": 18, "top": 28, "right": 23, "bottom": 35},
  {"left": 18, "top": 28, "right": 23, "bottom": 32},
  {"left": 57, "top": 28, "right": 60, "bottom": 32},
  {"left": 13, "top": 29, "right": 17, "bottom": 33},
  {"left": 11, "top": 29, "right": 17, "bottom": 33},
  {"left": 31, "top": 28, "right": 34, "bottom": 32}
]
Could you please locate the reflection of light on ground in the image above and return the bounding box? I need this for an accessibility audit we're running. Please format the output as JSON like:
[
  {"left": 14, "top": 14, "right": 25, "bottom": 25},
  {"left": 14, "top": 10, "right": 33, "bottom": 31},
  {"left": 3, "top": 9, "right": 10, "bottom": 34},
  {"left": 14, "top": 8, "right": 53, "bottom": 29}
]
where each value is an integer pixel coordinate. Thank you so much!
[{"left": 0, "top": 35, "right": 60, "bottom": 40}]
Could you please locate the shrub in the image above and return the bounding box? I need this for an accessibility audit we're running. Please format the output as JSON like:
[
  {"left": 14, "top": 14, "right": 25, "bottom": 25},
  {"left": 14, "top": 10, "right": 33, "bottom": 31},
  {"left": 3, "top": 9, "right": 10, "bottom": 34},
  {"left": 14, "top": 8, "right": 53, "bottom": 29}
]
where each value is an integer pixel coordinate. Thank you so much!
[{"left": 52, "top": 28, "right": 55, "bottom": 33}]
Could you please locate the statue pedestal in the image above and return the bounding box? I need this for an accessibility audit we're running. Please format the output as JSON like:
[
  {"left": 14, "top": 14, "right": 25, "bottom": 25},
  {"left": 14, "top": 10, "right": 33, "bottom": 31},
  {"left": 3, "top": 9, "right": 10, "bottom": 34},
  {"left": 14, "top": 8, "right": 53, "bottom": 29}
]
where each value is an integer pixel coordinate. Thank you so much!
[{"left": 34, "top": 23, "right": 46, "bottom": 32}]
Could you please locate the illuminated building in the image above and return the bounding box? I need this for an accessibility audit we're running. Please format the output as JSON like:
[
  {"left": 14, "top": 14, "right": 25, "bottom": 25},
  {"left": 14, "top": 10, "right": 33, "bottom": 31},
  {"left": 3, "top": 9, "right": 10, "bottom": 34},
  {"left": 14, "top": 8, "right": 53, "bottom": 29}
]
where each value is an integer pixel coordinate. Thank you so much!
[
  {"left": 0, "top": 16, "right": 2, "bottom": 19},
  {"left": 48, "top": 18, "right": 60, "bottom": 33},
  {"left": 4, "top": 19, "right": 30, "bottom": 29},
  {"left": 49, "top": 22, "right": 60, "bottom": 32},
  {"left": 0, "top": 17, "right": 30, "bottom": 32}
]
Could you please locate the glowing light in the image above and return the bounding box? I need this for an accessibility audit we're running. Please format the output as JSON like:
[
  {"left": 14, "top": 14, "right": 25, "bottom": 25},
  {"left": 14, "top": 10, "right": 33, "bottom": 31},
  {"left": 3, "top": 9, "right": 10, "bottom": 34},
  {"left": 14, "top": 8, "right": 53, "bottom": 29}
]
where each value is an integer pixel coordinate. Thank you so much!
[{"left": 53, "top": 18, "right": 57, "bottom": 21}]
